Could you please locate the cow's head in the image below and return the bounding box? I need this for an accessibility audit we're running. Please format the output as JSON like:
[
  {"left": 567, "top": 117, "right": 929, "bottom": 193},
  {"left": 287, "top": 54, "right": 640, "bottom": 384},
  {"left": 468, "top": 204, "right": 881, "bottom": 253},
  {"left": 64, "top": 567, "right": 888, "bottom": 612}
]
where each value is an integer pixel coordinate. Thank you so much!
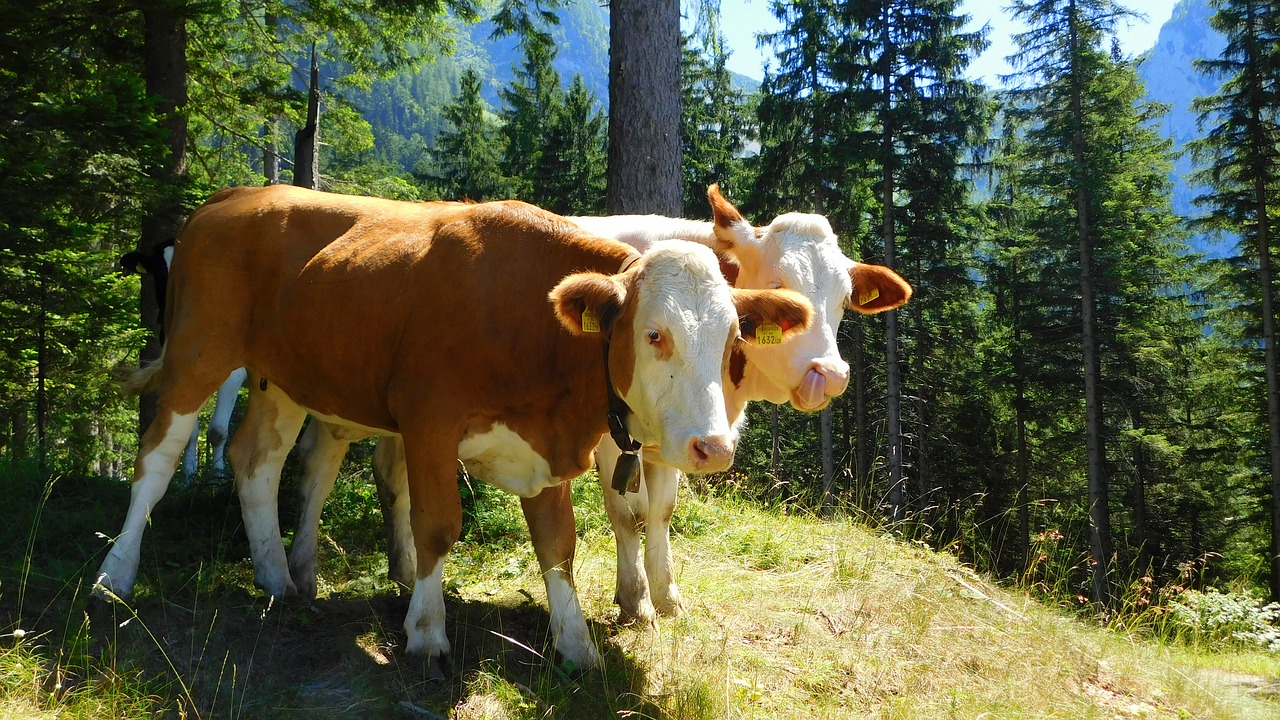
[
  {"left": 708, "top": 185, "right": 912, "bottom": 412},
  {"left": 551, "top": 240, "right": 812, "bottom": 473}
]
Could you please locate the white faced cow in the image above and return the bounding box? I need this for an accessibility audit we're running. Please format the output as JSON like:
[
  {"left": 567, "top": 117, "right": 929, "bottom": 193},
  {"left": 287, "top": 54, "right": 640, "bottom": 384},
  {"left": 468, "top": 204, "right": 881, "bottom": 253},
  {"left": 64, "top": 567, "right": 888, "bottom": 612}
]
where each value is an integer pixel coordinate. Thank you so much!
[
  {"left": 578, "top": 186, "right": 911, "bottom": 623},
  {"left": 94, "top": 185, "right": 812, "bottom": 671},
  {"left": 285, "top": 185, "right": 912, "bottom": 628}
]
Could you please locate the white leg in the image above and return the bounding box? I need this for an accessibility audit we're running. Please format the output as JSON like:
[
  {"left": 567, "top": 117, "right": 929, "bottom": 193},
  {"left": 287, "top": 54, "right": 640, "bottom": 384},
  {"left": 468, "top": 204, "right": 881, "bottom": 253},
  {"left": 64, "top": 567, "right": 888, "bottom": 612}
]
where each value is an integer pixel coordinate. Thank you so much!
[
  {"left": 373, "top": 435, "right": 416, "bottom": 589},
  {"left": 207, "top": 367, "right": 246, "bottom": 476},
  {"left": 96, "top": 411, "right": 199, "bottom": 598},
  {"left": 642, "top": 462, "right": 686, "bottom": 617},
  {"left": 230, "top": 380, "right": 307, "bottom": 598},
  {"left": 595, "top": 440, "right": 656, "bottom": 625},
  {"left": 289, "top": 419, "right": 354, "bottom": 599},
  {"left": 545, "top": 569, "right": 599, "bottom": 668},
  {"left": 404, "top": 558, "right": 450, "bottom": 658}
]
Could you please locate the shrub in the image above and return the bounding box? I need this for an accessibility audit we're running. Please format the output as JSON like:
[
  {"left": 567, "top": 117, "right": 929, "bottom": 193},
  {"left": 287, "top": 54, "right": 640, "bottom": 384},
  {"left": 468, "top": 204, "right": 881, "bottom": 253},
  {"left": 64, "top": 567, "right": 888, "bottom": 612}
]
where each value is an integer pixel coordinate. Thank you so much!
[{"left": 1165, "top": 588, "right": 1280, "bottom": 654}]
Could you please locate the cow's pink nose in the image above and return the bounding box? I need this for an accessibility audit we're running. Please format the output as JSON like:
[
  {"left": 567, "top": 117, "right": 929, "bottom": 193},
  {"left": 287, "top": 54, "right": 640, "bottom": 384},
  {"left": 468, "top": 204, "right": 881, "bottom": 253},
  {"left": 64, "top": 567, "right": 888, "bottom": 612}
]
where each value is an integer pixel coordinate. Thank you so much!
[{"left": 689, "top": 435, "right": 735, "bottom": 472}]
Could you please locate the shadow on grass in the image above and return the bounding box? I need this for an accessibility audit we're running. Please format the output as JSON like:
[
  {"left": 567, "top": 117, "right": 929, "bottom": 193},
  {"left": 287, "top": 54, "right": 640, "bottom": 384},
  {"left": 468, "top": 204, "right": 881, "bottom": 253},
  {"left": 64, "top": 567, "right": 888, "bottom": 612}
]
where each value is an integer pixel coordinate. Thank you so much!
[{"left": 1, "top": 466, "right": 656, "bottom": 719}]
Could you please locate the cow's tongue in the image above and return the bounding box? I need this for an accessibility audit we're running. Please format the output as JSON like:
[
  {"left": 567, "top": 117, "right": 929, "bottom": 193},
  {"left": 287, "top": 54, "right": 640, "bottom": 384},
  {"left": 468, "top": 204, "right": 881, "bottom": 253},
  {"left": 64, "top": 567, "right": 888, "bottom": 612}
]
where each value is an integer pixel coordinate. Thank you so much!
[{"left": 794, "top": 368, "right": 827, "bottom": 410}]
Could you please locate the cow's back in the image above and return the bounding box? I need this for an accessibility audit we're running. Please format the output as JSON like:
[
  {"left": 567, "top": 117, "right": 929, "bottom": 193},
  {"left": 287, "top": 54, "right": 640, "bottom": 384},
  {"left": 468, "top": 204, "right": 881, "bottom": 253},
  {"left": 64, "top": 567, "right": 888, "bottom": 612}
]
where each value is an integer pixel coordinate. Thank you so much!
[{"left": 166, "top": 185, "right": 630, "bottom": 461}]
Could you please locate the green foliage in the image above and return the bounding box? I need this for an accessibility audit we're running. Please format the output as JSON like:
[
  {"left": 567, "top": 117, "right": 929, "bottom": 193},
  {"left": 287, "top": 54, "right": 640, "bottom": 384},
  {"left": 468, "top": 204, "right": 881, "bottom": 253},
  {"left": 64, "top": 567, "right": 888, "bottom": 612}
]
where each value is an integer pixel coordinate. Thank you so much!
[{"left": 1166, "top": 588, "right": 1280, "bottom": 654}]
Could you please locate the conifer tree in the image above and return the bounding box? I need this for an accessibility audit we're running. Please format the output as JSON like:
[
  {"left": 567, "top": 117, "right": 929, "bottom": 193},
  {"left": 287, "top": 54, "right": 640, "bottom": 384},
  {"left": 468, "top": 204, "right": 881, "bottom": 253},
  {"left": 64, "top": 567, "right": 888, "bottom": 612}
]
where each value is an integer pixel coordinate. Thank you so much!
[
  {"left": 1190, "top": 0, "right": 1280, "bottom": 601},
  {"left": 839, "top": 0, "right": 990, "bottom": 524},
  {"left": 500, "top": 31, "right": 563, "bottom": 202},
  {"left": 429, "top": 68, "right": 511, "bottom": 200},
  {"left": 541, "top": 76, "right": 608, "bottom": 215},
  {"left": 681, "top": 8, "right": 751, "bottom": 216}
]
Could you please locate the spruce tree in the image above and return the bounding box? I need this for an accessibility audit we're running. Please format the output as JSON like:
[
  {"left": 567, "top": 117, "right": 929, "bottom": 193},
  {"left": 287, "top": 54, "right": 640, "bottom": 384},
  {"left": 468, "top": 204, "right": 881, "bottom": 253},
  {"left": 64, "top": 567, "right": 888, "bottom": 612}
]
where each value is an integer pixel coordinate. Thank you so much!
[
  {"left": 1189, "top": 0, "right": 1280, "bottom": 601},
  {"left": 429, "top": 69, "right": 511, "bottom": 200}
]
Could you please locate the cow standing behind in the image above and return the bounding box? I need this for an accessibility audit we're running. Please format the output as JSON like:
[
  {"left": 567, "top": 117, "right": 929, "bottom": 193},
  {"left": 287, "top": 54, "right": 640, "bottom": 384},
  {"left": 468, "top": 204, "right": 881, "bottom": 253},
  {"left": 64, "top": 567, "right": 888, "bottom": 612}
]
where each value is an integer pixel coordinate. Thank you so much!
[
  {"left": 95, "top": 185, "right": 812, "bottom": 670},
  {"left": 120, "top": 242, "right": 245, "bottom": 480}
]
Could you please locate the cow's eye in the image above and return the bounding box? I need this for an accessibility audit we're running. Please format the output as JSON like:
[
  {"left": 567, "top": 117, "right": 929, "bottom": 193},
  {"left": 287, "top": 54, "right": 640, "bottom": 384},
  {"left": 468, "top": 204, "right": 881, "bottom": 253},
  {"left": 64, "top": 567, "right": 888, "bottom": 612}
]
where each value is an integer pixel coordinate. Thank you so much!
[
  {"left": 767, "top": 281, "right": 783, "bottom": 289},
  {"left": 645, "top": 329, "right": 661, "bottom": 344}
]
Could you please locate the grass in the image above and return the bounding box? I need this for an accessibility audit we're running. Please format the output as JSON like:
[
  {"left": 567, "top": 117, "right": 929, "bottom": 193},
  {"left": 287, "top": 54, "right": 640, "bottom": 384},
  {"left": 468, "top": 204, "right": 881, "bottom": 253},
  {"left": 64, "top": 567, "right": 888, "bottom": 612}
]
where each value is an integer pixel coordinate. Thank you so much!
[{"left": 0, "top": 456, "right": 1277, "bottom": 719}]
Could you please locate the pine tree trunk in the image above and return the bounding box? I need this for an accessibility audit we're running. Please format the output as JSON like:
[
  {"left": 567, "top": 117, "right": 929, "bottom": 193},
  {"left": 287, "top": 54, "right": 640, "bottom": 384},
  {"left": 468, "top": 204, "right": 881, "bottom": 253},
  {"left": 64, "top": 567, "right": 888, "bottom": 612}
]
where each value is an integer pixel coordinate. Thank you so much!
[
  {"left": 137, "top": 1, "right": 188, "bottom": 436},
  {"left": 607, "top": 0, "right": 682, "bottom": 215},
  {"left": 36, "top": 278, "right": 47, "bottom": 474},
  {"left": 1253, "top": 124, "right": 1280, "bottom": 603},
  {"left": 264, "top": 119, "right": 280, "bottom": 184},
  {"left": 770, "top": 404, "right": 780, "bottom": 477},
  {"left": 294, "top": 45, "right": 321, "bottom": 190},
  {"left": 1068, "top": 5, "right": 1111, "bottom": 607},
  {"left": 854, "top": 319, "right": 869, "bottom": 509},
  {"left": 263, "top": 12, "right": 280, "bottom": 185},
  {"left": 1131, "top": 365, "right": 1152, "bottom": 576},
  {"left": 820, "top": 408, "right": 835, "bottom": 516},
  {"left": 881, "top": 23, "right": 905, "bottom": 524}
]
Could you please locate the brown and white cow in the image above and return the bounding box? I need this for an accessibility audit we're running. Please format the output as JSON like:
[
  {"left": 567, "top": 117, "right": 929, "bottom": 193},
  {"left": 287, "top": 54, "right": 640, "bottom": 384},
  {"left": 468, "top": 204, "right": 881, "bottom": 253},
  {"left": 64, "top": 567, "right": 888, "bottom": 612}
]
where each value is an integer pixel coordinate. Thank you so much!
[
  {"left": 580, "top": 186, "right": 911, "bottom": 623},
  {"left": 284, "top": 186, "right": 912, "bottom": 627},
  {"left": 94, "top": 185, "right": 812, "bottom": 670}
]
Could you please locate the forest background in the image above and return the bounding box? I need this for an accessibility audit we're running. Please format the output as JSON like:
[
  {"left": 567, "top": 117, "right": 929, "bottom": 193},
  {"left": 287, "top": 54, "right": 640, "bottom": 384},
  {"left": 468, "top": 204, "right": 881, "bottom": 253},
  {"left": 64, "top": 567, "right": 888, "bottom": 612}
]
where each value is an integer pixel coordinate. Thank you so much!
[{"left": 2, "top": 0, "right": 1279, "bottom": 622}]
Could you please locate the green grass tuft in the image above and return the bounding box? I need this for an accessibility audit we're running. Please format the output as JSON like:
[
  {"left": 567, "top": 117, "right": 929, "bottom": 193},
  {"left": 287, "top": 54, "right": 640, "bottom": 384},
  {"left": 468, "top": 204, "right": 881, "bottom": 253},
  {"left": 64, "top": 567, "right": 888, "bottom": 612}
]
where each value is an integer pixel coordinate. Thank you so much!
[{"left": 0, "top": 458, "right": 1276, "bottom": 718}]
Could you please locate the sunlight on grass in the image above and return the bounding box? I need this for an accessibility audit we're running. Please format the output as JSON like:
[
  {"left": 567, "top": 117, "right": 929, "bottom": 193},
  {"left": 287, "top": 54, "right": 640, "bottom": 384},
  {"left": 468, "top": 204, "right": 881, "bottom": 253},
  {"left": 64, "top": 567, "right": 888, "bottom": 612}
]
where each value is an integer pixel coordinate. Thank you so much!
[{"left": 1, "top": 464, "right": 1276, "bottom": 719}]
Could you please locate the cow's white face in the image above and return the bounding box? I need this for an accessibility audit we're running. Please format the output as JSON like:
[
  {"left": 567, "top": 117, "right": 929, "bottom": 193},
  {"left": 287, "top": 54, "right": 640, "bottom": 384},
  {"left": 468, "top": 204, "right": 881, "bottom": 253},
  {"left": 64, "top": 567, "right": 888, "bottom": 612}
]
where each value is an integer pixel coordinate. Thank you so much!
[
  {"left": 710, "top": 188, "right": 912, "bottom": 412},
  {"left": 551, "top": 240, "right": 812, "bottom": 474}
]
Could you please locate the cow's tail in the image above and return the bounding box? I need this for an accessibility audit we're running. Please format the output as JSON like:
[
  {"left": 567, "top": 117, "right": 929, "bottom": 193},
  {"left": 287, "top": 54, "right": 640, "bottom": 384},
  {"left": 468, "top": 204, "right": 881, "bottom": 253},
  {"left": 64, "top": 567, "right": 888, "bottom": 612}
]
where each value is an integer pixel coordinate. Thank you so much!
[{"left": 112, "top": 345, "right": 166, "bottom": 396}]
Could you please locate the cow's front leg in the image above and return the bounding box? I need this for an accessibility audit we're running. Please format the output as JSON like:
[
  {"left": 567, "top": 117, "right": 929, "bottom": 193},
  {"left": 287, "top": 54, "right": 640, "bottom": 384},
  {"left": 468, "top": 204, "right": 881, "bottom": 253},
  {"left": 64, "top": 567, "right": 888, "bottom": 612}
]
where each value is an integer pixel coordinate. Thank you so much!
[
  {"left": 642, "top": 461, "right": 687, "bottom": 617},
  {"left": 595, "top": 441, "right": 656, "bottom": 626},
  {"left": 229, "top": 375, "right": 307, "bottom": 598},
  {"left": 522, "top": 482, "right": 600, "bottom": 669},
  {"left": 401, "top": 428, "right": 465, "bottom": 674}
]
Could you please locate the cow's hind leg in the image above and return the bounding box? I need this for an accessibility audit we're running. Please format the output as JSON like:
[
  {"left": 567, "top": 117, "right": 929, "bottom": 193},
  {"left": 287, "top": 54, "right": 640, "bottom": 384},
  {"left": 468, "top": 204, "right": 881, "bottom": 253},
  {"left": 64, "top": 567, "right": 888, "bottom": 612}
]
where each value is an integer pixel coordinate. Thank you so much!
[
  {"left": 595, "top": 441, "right": 657, "bottom": 626},
  {"left": 642, "top": 462, "right": 687, "bottom": 617},
  {"left": 95, "top": 408, "right": 201, "bottom": 598},
  {"left": 522, "top": 482, "right": 600, "bottom": 669},
  {"left": 229, "top": 374, "right": 307, "bottom": 598},
  {"left": 372, "top": 435, "right": 416, "bottom": 590},
  {"left": 289, "top": 419, "right": 365, "bottom": 599},
  {"left": 181, "top": 421, "right": 200, "bottom": 481}
]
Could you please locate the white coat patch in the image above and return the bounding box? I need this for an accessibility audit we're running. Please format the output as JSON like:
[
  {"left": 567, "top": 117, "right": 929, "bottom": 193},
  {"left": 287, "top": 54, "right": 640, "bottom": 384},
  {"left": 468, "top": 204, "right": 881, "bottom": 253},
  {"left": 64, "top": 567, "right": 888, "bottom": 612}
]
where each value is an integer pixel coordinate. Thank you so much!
[{"left": 458, "top": 423, "right": 557, "bottom": 498}]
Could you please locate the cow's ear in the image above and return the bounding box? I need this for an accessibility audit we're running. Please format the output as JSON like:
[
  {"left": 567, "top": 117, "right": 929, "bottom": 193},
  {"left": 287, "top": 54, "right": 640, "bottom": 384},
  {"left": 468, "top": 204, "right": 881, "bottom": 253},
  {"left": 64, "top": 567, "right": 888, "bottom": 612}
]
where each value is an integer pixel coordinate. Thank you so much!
[
  {"left": 550, "top": 272, "right": 627, "bottom": 337},
  {"left": 848, "top": 263, "right": 912, "bottom": 314},
  {"left": 709, "top": 184, "right": 758, "bottom": 253},
  {"left": 733, "top": 288, "right": 813, "bottom": 345}
]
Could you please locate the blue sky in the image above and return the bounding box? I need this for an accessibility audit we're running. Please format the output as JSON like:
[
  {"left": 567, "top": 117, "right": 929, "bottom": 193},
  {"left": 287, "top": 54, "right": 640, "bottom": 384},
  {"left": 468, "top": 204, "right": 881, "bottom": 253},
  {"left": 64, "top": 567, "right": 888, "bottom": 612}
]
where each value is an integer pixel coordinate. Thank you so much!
[{"left": 710, "top": 0, "right": 1180, "bottom": 84}]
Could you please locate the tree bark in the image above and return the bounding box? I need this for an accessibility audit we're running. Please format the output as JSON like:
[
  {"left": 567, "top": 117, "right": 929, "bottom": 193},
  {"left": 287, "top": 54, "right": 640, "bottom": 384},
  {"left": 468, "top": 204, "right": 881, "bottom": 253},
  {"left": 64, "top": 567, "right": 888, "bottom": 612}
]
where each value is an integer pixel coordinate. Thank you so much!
[
  {"left": 1068, "top": 2, "right": 1111, "bottom": 607},
  {"left": 820, "top": 407, "right": 835, "bottom": 516},
  {"left": 293, "top": 45, "right": 321, "bottom": 190},
  {"left": 607, "top": 0, "right": 682, "bottom": 215},
  {"left": 1245, "top": 10, "right": 1280, "bottom": 599},
  {"left": 853, "top": 318, "right": 869, "bottom": 510},
  {"left": 137, "top": 1, "right": 189, "bottom": 436},
  {"left": 881, "top": 15, "right": 905, "bottom": 524}
]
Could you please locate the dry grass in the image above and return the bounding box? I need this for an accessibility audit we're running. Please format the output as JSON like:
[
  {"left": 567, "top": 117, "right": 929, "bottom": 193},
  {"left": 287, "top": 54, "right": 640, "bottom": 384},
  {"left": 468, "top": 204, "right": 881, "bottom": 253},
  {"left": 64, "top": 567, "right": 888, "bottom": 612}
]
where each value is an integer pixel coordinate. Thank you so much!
[{"left": 1, "top": 467, "right": 1276, "bottom": 719}]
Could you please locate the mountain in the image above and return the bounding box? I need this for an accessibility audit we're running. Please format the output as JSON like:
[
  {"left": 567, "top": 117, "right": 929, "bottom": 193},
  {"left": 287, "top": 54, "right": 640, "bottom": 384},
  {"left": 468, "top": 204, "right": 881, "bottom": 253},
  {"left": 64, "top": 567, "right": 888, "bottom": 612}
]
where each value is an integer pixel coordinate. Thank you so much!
[{"left": 1136, "top": 0, "right": 1231, "bottom": 257}]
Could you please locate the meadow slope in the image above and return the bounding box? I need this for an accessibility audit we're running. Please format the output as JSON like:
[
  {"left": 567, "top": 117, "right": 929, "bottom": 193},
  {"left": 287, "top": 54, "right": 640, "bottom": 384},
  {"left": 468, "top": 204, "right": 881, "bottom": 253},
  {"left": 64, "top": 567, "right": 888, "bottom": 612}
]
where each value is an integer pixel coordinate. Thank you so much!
[{"left": 0, "top": 464, "right": 1276, "bottom": 718}]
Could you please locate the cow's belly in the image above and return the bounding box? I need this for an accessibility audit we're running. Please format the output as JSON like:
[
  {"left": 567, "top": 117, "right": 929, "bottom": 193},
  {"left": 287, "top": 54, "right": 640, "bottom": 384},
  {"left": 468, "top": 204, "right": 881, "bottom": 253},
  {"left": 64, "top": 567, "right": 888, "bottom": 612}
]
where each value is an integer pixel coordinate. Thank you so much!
[{"left": 458, "top": 423, "right": 557, "bottom": 498}]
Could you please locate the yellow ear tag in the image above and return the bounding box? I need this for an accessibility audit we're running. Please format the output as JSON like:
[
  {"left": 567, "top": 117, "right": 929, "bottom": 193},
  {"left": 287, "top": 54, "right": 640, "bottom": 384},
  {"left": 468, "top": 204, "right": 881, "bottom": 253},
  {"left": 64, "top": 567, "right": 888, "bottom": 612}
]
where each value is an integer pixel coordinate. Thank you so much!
[
  {"left": 756, "top": 321, "right": 783, "bottom": 346},
  {"left": 858, "top": 286, "right": 881, "bottom": 306},
  {"left": 581, "top": 306, "right": 601, "bottom": 333}
]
